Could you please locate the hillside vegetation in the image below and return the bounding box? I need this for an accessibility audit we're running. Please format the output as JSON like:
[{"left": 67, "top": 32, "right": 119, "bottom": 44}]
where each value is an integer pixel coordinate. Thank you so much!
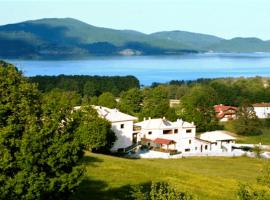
[{"left": 1, "top": 18, "right": 270, "bottom": 58}]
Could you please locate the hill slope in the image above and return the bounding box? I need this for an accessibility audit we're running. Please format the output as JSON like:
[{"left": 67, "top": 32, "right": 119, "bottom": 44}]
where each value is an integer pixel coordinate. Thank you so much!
[
  {"left": 0, "top": 18, "right": 194, "bottom": 58},
  {"left": 0, "top": 18, "right": 270, "bottom": 59}
]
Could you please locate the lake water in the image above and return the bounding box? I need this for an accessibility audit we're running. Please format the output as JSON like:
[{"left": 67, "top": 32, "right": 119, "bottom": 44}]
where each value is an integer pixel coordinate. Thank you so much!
[{"left": 7, "top": 53, "right": 270, "bottom": 85}]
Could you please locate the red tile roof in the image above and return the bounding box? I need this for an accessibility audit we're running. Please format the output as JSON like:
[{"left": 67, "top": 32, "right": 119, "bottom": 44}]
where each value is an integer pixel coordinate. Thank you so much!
[
  {"left": 153, "top": 138, "right": 176, "bottom": 145},
  {"left": 253, "top": 103, "right": 270, "bottom": 107},
  {"left": 214, "top": 104, "right": 237, "bottom": 112}
]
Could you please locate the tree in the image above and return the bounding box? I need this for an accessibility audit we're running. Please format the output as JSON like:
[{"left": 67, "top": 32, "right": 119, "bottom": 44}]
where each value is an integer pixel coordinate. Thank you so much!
[
  {"left": 140, "top": 86, "right": 175, "bottom": 120},
  {"left": 119, "top": 88, "right": 143, "bottom": 115},
  {"left": 0, "top": 61, "right": 84, "bottom": 199},
  {"left": 98, "top": 92, "right": 117, "bottom": 108},
  {"left": 83, "top": 81, "right": 98, "bottom": 97},
  {"left": 232, "top": 103, "right": 262, "bottom": 136},
  {"left": 178, "top": 85, "right": 218, "bottom": 132},
  {"left": 75, "top": 106, "right": 116, "bottom": 152}
]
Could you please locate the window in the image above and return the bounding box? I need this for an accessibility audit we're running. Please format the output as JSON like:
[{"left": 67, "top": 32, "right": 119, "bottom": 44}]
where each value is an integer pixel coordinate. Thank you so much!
[
  {"left": 120, "top": 124, "right": 124, "bottom": 129},
  {"left": 185, "top": 149, "right": 191, "bottom": 152},
  {"left": 163, "top": 130, "right": 173, "bottom": 134},
  {"left": 148, "top": 131, "right": 152, "bottom": 135},
  {"left": 186, "top": 129, "right": 192, "bottom": 133},
  {"left": 174, "top": 129, "right": 178, "bottom": 134},
  {"left": 205, "top": 145, "right": 208, "bottom": 150},
  {"left": 189, "top": 140, "right": 192, "bottom": 144}
]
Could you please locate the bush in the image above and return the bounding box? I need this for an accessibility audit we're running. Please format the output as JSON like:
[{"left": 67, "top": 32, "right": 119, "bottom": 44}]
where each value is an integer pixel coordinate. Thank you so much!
[{"left": 131, "top": 182, "right": 193, "bottom": 200}]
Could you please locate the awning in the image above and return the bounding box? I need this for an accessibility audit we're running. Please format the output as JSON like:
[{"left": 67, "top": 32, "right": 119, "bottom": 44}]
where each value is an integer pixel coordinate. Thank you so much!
[{"left": 154, "top": 138, "right": 176, "bottom": 145}]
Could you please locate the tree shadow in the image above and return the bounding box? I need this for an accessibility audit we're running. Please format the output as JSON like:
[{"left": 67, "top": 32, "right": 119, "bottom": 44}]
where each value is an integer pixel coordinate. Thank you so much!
[
  {"left": 72, "top": 178, "right": 152, "bottom": 200},
  {"left": 81, "top": 155, "right": 103, "bottom": 167}
]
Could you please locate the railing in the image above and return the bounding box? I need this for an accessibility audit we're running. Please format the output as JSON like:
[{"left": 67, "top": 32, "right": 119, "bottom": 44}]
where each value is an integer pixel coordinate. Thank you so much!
[
  {"left": 153, "top": 147, "right": 178, "bottom": 154},
  {"left": 124, "top": 141, "right": 142, "bottom": 152}
]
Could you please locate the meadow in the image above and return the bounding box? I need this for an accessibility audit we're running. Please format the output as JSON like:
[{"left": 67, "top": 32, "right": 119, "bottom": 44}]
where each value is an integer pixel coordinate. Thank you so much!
[{"left": 73, "top": 152, "right": 269, "bottom": 200}]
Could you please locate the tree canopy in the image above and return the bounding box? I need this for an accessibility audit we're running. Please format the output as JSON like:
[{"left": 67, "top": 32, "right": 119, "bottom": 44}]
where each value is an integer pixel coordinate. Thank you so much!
[{"left": 0, "top": 61, "right": 111, "bottom": 199}]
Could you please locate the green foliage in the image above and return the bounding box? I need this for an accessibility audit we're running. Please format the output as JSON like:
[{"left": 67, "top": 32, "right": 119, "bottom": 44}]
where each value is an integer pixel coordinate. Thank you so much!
[
  {"left": 232, "top": 105, "right": 262, "bottom": 136},
  {"left": 131, "top": 182, "right": 193, "bottom": 200},
  {"left": 141, "top": 86, "right": 175, "bottom": 120},
  {"left": 119, "top": 88, "right": 143, "bottom": 115},
  {"left": 237, "top": 163, "right": 270, "bottom": 200},
  {"left": 75, "top": 106, "right": 116, "bottom": 151},
  {"left": 257, "top": 164, "right": 270, "bottom": 188},
  {"left": 237, "top": 184, "right": 269, "bottom": 200},
  {"left": 253, "top": 145, "right": 263, "bottom": 158},
  {"left": 98, "top": 92, "right": 117, "bottom": 108},
  {"left": 30, "top": 75, "right": 139, "bottom": 97},
  {"left": 0, "top": 61, "right": 84, "bottom": 199},
  {"left": 178, "top": 85, "right": 218, "bottom": 132}
]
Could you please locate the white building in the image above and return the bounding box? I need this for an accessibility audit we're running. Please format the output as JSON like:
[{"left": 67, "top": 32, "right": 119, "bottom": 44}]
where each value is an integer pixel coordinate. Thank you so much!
[
  {"left": 199, "top": 131, "right": 236, "bottom": 153},
  {"left": 135, "top": 118, "right": 237, "bottom": 155},
  {"left": 135, "top": 118, "right": 197, "bottom": 153},
  {"left": 253, "top": 103, "right": 270, "bottom": 119},
  {"left": 94, "top": 106, "right": 138, "bottom": 152}
]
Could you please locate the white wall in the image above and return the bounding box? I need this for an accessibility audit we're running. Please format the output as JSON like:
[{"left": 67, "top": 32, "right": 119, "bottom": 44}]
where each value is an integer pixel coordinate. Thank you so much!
[
  {"left": 110, "top": 120, "right": 134, "bottom": 151},
  {"left": 254, "top": 107, "right": 270, "bottom": 119},
  {"left": 140, "top": 126, "right": 197, "bottom": 152}
]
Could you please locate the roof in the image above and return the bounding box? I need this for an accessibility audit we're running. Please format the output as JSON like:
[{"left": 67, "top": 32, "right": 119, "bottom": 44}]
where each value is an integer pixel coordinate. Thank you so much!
[
  {"left": 94, "top": 106, "right": 137, "bottom": 122},
  {"left": 141, "top": 138, "right": 152, "bottom": 142},
  {"left": 214, "top": 104, "right": 237, "bottom": 113},
  {"left": 135, "top": 118, "right": 195, "bottom": 130},
  {"left": 200, "top": 131, "right": 236, "bottom": 143},
  {"left": 253, "top": 103, "right": 270, "bottom": 107},
  {"left": 153, "top": 138, "right": 176, "bottom": 145},
  {"left": 195, "top": 137, "right": 212, "bottom": 144}
]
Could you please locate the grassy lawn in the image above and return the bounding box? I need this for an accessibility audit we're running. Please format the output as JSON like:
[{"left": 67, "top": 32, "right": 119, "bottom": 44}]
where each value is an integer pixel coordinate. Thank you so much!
[
  {"left": 72, "top": 152, "right": 269, "bottom": 200},
  {"left": 236, "top": 128, "right": 270, "bottom": 144}
]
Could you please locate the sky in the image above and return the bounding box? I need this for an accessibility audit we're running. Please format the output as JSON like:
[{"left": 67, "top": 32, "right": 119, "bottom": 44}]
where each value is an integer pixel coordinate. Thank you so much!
[{"left": 0, "top": 0, "right": 270, "bottom": 40}]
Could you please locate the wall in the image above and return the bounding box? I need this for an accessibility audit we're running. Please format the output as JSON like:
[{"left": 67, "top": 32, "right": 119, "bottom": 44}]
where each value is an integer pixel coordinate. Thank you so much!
[
  {"left": 110, "top": 120, "right": 134, "bottom": 151},
  {"left": 254, "top": 107, "right": 270, "bottom": 118}
]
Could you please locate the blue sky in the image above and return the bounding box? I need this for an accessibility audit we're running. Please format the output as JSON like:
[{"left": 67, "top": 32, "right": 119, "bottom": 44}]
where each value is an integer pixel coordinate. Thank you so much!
[{"left": 0, "top": 0, "right": 270, "bottom": 40}]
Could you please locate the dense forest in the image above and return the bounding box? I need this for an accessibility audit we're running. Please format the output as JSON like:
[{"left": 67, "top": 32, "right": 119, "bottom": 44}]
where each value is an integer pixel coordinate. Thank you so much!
[{"left": 29, "top": 75, "right": 139, "bottom": 96}]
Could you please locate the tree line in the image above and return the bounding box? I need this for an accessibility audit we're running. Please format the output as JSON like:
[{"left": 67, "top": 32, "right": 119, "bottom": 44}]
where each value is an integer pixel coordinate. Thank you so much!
[{"left": 29, "top": 75, "right": 140, "bottom": 97}]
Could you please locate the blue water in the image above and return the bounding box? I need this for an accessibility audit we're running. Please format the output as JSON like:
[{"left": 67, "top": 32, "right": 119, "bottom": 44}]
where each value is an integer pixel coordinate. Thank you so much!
[{"left": 7, "top": 53, "right": 270, "bottom": 85}]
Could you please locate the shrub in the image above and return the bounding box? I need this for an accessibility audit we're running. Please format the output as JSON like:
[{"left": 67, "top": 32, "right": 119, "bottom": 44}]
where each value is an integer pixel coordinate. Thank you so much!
[{"left": 131, "top": 182, "right": 193, "bottom": 200}]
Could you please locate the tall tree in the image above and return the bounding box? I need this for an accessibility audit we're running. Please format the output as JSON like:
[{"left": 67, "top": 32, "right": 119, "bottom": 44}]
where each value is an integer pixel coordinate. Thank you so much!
[
  {"left": 0, "top": 61, "right": 84, "bottom": 199},
  {"left": 119, "top": 88, "right": 143, "bottom": 115},
  {"left": 75, "top": 106, "right": 115, "bottom": 152},
  {"left": 232, "top": 103, "right": 262, "bottom": 136},
  {"left": 141, "top": 86, "right": 176, "bottom": 121},
  {"left": 178, "top": 85, "right": 218, "bottom": 132},
  {"left": 98, "top": 92, "right": 117, "bottom": 108}
]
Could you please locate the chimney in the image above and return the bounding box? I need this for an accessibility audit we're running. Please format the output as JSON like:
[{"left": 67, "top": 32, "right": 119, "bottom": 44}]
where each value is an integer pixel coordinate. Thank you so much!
[{"left": 143, "top": 117, "right": 146, "bottom": 121}]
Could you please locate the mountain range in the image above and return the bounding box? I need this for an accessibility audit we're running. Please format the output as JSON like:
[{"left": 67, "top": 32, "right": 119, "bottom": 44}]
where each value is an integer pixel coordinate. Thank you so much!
[{"left": 0, "top": 18, "right": 270, "bottom": 59}]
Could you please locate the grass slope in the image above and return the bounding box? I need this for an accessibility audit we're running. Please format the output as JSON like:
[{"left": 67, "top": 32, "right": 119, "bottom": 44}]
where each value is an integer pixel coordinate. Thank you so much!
[
  {"left": 73, "top": 152, "right": 268, "bottom": 200},
  {"left": 236, "top": 128, "right": 270, "bottom": 144}
]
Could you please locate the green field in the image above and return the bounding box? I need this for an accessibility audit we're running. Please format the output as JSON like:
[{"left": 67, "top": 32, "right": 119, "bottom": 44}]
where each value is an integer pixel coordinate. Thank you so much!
[
  {"left": 72, "top": 152, "right": 269, "bottom": 200},
  {"left": 236, "top": 128, "right": 270, "bottom": 145}
]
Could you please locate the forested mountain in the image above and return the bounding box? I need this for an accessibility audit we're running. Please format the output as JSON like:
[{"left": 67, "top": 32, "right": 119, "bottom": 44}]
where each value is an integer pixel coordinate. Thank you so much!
[
  {"left": 151, "top": 31, "right": 223, "bottom": 50},
  {"left": 0, "top": 18, "right": 269, "bottom": 59}
]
